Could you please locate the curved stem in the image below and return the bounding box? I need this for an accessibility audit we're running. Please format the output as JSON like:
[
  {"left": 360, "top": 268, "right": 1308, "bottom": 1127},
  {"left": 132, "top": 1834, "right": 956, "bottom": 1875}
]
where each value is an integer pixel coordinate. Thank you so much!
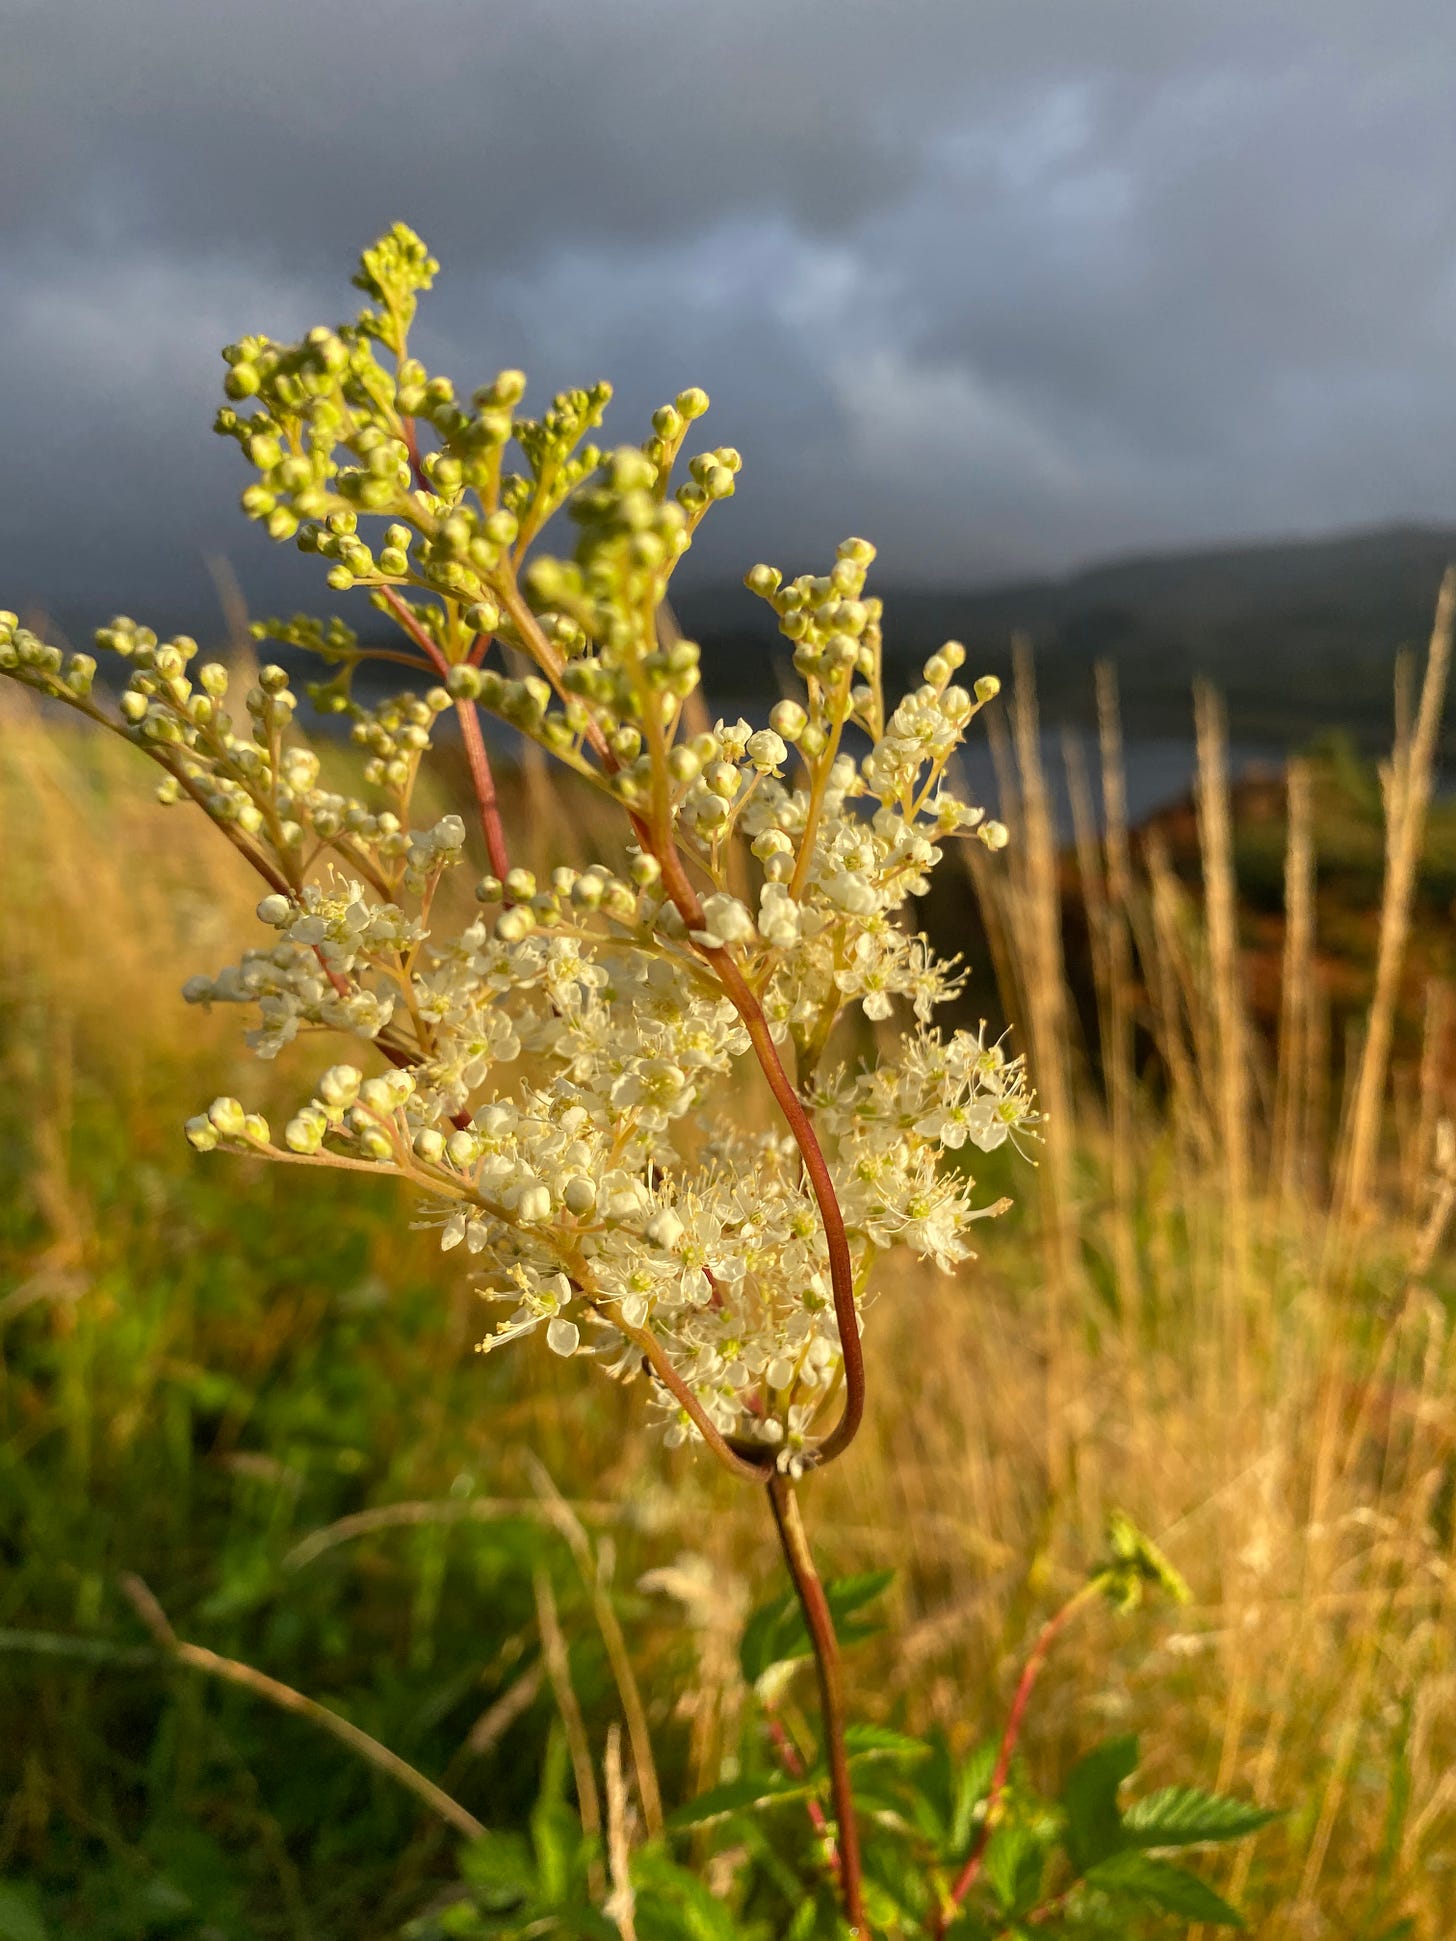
[
  {"left": 391, "top": 579, "right": 866, "bottom": 1469},
  {"left": 767, "top": 1474, "right": 865, "bottom": 1934},
  {"left": 650, "top": 834, "right": 865, "bottom": 1466},
  {"left": 599, "top": 1300, "right": 773, "bottom": 1485}
]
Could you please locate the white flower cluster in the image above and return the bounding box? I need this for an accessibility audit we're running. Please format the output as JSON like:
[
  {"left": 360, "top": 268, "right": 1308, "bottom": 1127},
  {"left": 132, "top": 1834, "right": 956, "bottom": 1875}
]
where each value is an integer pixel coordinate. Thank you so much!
[
  {"left": 182, "top": 877, "right": 422, "bottom": 1057},
  {"left": 3, "top": 596, "right": 1035, "bottom": 1466},
  {"left": 0, "top": 229, "right": 1037, "bottom": 1474}
]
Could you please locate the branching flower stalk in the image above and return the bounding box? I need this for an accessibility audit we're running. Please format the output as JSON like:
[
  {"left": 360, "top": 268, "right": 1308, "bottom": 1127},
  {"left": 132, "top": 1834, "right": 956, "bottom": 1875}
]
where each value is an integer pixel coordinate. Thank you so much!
[{"left": 0, "top": 225, "right": 1038, "bottom": 1936}]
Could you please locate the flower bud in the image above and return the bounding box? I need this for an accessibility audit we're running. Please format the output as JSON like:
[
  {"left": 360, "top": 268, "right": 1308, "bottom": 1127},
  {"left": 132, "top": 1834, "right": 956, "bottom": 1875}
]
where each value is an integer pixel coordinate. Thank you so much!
[
  {"left": 516, "top": 1183, "right": 552, "bottom": 1223},
  {"left": 318, "top": 1065, "right": 362, "bottom": 1108},
  {"left": 256, "top": 893, "right": 291, "bottom": 926},
  {"left": 751, "top": 828, "right": 793, "bottom": 861},
  {"left": 768, "top": 700, "right": 808, "bottom": 742},
  {"left": 496, "top": 907, "right": 534, "bottom": 942},
  {"left": 563, "top": 1176, "right": 597, "bottom": 1216},
  {"left": 836, "top": 536, "right": 877, "bottom": 566},
  {"left": 645, "top": 1209, "right": 685, "bottom": 1250},
  {"left": 675, "top": 387, "right": 709, "bottom": 420},
  {"left": 974, "top": 674, "right": 1001, "bottom": 704},
  {"left": 206, "top": 1097, "right": 246, "bottom": 1137}
]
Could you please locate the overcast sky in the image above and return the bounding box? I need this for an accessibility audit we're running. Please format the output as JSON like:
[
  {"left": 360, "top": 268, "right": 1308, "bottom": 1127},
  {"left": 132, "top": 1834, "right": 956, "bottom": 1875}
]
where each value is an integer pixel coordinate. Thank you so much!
[{"left": 5, "top": 0, "right": 1456, "bottom": 632}]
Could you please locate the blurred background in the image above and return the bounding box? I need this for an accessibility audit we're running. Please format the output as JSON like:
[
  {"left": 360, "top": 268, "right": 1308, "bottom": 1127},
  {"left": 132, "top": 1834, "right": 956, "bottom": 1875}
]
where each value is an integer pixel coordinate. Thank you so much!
[{"left": 5, "top": 3, "right": 1456, "bottom": 1936}]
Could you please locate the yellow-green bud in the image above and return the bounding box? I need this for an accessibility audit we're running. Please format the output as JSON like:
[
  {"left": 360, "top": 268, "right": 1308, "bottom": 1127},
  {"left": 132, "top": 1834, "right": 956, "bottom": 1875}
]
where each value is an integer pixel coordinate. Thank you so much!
[{"left": 769, "top": 699, "right": 808, "bottom": 742}]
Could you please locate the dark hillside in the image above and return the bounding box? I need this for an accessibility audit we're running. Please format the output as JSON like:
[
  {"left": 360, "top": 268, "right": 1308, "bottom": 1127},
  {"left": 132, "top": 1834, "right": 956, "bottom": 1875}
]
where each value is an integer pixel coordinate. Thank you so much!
[{"left": 678, "top": 521, "right": 1456, "bottom": 749}]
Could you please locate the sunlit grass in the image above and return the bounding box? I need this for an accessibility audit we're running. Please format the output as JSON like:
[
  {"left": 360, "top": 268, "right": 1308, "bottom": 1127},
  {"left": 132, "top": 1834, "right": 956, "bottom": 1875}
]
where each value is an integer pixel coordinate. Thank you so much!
[{"left": 3, "top": 663, "right": 1456, "bottom": 1937}]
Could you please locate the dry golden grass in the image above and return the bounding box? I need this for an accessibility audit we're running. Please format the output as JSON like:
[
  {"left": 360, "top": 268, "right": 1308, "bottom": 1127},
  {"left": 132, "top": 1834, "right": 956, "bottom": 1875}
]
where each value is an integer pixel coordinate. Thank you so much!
[{"left": 5, "top": 613, "right": 1456, "bottom": 1935}]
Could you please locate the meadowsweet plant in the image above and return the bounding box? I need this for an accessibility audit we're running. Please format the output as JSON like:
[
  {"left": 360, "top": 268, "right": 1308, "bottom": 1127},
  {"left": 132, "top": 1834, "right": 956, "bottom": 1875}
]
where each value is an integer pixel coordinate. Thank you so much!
[{"left": 1, "top": 227, "right": 1273, "bottom": 1937}]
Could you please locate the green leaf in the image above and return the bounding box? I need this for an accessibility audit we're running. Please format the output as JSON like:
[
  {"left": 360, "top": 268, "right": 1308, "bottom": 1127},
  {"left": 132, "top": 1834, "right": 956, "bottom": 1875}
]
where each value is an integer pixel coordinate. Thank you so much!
[
  {"left": 460, "top": 1831, "right": 538, "bottom": 1905},
  {"left": 739, "top": 1571, "right": 895, "bottom": 1686},
  {"left": 952, "top": 1743, "right": 998, "bottom": 1852},
  {"left": 1086, "top": 1851, "right": 1245, "bottom": 1926},
  {"left": 1123, "top": 1786, "right": 1281, "bottom": 1849},
  {"left": 738, "top": 1590, "right": 798, "bottom": 1686},
  {"left": 530, "top": 1798, "right": 581, "bottom": 1906},
  {"left": 1100, "top": 1512, "right": 1191, "bottom": 1612},
  {"left": 632, "top": 1848, "right": 744, "bottom": 1941},
  {"left": 984, "top": 1820, "right": 1045, "bottom": 1918},
  {"left": 667, "top": 1774, "right": 806, "bottom": 1829},
  {"left": 0, "top": 1883, "right": 50, "bottom": 1941},
  {"left": 843, "top": 1723, "right": 928, "bottom": 1763},
  {"left": 1062, "top": 1735, "right": 1139, "bottom": 1873}
]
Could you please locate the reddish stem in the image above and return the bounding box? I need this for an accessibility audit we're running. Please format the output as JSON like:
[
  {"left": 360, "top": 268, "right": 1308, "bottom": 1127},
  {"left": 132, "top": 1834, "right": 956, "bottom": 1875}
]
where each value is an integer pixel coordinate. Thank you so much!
[
  {"left": 401, "top": 417, "right": 431, "bottom": 496},
  {"left": 455, "top": 696, "right": 512, "bottom": 882},
  {"left": 767, "top": 1713, "right": 833, "bottom": 1845},
  {"left": 931, "top": 1586, "right": 1098, "bottom": 1935},
  {"left": 377, "top": 587, "right": 511, "bottom": 882},
  {"left": 647, "top": 839, "right": 865, "bottom": 1468},
  {"left": 768, "top": 1474, "right": 864, "bottom": 1934}
]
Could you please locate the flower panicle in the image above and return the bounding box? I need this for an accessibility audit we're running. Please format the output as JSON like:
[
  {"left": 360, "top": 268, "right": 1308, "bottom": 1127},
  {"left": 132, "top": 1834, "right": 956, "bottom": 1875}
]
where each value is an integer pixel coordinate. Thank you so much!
[{"left": 0, "top": 224, "right": 1034, "bottom": 1468}]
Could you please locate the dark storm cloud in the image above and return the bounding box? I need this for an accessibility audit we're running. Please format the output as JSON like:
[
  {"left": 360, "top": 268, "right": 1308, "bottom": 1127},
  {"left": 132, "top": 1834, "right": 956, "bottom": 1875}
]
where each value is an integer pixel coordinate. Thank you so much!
[{"left": 4, "top": 0, "right": 1456, "bottom": 629}]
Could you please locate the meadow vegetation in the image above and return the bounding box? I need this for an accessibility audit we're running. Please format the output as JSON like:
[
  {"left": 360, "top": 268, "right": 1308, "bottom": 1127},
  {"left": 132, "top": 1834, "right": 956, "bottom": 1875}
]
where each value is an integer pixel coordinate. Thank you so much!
[
  {"left": 3, "top": 228, "right": 1456, "bottom": 1939},
  {"left": 4, "top": 627, "right": 1455, "bottom": 1937}
]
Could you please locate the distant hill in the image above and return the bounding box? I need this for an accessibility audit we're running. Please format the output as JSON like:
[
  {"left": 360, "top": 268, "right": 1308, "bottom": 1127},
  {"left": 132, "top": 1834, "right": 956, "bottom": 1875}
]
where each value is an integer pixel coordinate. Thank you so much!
[
  {"left": 34, "top": 522, "right": 1456, "bottom": 755},
  {"left": 677, "top": 522, "right": 1456, "bottom": 750}
]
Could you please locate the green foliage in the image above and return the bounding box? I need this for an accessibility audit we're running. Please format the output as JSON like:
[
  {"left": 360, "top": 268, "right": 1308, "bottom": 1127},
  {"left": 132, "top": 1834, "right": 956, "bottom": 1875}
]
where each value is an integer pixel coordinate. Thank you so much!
[
  {"left": 738, "top": 1570, "right": 895, "bottom": 1689},
  {"left": 429, "top": 1710, "right": 1272, "bottom": 1940}
]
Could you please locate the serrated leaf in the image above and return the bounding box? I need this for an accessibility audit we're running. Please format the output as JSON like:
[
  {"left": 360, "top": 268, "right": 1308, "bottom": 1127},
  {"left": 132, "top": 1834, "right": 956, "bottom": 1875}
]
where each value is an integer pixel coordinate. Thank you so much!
[
  {"left": 952, "top": 1742, "right": 999, "bottom": 1851},
  {"left": 1085, "top": 1851, "right": 1244, "bottom": 1925},
  {"left": 1062, "top": 1736, "right": 1139, "bottom": 1873},
  {"left": 984, "top": 1820, "right": 1046, "bottom": 1918},
  {"left": 633, "top": 1848, "right": 742, "bottom": 1941},
  {"left": 843, "top": 1723, "right": 929, "bottom": 1762},
  {"left": 739, "top": 1571, "right": 895, "bottom": 1686},
  {"left": 1123, "top": 1786, "right": 1280, "bottom": 1848}
]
